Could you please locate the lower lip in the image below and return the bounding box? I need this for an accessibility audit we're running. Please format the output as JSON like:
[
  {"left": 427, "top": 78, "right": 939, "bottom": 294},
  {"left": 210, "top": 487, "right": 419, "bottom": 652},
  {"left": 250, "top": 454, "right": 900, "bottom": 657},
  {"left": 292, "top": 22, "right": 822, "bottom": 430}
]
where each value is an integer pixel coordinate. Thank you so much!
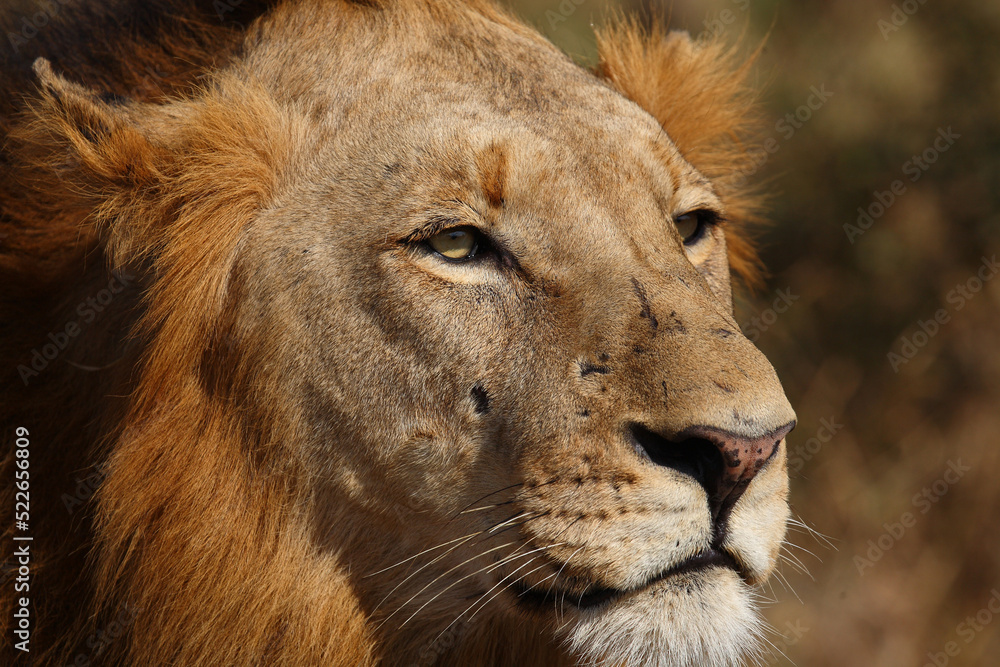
[{"left": 514, "top": 548, "right": 740, "bottom": 611}]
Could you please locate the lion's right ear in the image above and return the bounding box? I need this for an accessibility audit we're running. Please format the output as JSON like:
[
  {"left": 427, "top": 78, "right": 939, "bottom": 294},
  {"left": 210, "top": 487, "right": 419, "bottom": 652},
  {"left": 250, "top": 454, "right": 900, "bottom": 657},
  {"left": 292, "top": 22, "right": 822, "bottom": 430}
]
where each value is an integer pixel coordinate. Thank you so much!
[
  {"left": 18, "top": 58, "right": 174, "bottom": 268},
  {"left": 595, "top": 24, "right": 766, "bottom": 289}
]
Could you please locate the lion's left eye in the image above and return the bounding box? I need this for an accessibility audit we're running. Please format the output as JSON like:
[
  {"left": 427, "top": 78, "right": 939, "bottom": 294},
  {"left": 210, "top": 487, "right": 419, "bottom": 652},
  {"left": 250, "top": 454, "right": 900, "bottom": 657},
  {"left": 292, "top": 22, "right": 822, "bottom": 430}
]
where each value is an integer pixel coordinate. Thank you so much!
[
  {"left": 674, "top": 210, "right": 716, "bottom": 246},
  {"left": 427, "top": 227, "right": 482, "bottom": 261}
]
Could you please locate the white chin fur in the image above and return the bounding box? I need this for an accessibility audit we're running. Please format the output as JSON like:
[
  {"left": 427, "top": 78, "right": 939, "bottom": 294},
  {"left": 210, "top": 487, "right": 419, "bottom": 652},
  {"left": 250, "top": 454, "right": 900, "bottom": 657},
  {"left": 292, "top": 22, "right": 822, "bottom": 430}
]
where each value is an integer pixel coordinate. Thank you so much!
[{"left": 561, "top": 567, "right": 763, "bottom": 667}]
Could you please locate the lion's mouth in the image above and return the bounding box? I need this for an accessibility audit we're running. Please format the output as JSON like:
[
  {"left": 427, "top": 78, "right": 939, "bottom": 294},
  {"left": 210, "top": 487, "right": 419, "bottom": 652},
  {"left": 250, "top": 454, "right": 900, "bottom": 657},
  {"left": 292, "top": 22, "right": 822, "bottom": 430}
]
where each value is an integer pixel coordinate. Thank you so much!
[{"left": 512, "top": 548, "right": 742, "bottom": 611}]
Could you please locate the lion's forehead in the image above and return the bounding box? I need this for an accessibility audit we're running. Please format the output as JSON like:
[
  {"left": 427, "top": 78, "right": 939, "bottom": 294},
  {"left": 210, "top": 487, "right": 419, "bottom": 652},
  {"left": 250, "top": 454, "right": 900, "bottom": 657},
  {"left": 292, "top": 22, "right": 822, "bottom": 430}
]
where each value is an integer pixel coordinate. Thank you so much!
[
  {"left": 286, "top": 90, "right": 705, "bottom": 271},
  {"left": 252, "top": 1, "right": 701, "bottom": 214}
]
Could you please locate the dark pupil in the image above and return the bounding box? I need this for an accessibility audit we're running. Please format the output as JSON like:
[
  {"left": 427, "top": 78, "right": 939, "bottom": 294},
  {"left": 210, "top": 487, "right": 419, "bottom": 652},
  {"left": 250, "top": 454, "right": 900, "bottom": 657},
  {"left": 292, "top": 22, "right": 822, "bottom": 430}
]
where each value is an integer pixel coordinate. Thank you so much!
[{"left": 678, "top": 215, "right": 700, "bottom": 242}]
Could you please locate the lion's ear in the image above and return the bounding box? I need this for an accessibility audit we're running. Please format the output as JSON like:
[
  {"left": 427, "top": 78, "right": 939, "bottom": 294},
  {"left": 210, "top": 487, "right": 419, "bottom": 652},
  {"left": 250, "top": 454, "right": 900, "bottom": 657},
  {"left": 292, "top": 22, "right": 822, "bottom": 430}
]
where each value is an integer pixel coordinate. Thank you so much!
[
  {"left": 22, "top": 58, "right": 173, "bottom": 268},
  {"left": 595, "top": 24, "right": 765, "bottom": 289}
]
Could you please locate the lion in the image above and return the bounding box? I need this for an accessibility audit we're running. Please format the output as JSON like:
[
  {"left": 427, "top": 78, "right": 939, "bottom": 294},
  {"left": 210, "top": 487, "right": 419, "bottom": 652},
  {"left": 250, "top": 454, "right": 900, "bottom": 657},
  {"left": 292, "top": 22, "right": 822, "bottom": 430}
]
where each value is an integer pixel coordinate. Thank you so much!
[{"left": 0, "top": 1, "right": 796, "bottom": 665}]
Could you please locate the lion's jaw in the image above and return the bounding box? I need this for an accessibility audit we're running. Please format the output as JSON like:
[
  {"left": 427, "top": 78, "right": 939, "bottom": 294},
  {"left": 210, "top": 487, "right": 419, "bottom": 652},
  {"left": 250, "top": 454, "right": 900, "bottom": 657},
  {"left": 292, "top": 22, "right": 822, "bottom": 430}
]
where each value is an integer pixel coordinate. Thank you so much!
[
  {"left": 533, "top": 450, "right": 791, "bottom": 667},
  {"left": 564, "top": 571, "right": 763, "bottom": 667}
]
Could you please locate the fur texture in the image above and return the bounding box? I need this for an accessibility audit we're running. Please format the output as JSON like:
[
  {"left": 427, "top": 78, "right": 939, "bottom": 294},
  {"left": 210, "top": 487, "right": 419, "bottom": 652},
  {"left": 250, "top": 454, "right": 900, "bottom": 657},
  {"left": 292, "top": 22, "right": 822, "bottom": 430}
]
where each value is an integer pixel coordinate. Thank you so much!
[{"left": 0, "top": 1, "right": 794, "bottom": 665}]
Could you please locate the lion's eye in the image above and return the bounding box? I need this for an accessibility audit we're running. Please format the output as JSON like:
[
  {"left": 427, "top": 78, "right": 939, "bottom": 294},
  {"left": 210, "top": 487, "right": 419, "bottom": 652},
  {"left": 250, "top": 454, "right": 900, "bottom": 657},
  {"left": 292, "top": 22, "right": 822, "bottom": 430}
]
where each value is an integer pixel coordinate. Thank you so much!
[
  {"left": 427, "top": 227, "right": 481, "bottom": 261},
  {"left": 674, "top": 210, "right": 716, "bottom": 246}
]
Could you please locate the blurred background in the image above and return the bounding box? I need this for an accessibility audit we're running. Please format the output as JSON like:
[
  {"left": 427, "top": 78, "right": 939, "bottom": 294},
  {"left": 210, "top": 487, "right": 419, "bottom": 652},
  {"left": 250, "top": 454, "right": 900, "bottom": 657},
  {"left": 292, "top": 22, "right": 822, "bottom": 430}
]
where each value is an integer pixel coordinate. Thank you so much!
[{"left": 507, "top": 0, "right": 1000, "bottom": 664}]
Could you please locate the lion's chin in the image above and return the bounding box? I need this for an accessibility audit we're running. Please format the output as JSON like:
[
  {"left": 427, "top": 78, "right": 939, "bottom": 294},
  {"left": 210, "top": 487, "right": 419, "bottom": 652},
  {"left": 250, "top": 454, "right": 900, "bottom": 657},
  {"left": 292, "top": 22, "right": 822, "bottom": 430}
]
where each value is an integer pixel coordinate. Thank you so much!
[{"left": 559, "top": 567, "right": 764, "bottom": 667}]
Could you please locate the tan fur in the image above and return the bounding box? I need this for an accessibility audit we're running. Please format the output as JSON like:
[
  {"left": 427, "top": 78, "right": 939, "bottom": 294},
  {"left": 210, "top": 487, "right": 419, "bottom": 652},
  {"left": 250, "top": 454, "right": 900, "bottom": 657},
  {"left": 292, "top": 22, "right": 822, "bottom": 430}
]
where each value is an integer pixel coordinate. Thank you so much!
[{"left": 1, "top": 2, "right": 794, "bottom": 665}]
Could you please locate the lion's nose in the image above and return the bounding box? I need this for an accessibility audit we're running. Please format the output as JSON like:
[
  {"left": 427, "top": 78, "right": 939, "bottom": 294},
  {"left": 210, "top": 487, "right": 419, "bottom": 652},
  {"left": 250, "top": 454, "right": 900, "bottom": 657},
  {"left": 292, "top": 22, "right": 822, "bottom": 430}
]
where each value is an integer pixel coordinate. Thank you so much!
[{"left": 629, "top": 421, "right": 795, "bottom": 527}]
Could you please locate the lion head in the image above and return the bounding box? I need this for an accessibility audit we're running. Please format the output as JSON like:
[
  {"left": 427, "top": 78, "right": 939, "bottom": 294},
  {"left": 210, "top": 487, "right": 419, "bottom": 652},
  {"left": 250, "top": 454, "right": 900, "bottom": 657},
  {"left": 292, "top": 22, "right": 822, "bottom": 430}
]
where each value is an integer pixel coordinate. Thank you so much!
[{"left": 1, "top": 1, "right": 794, "bottom": 665}]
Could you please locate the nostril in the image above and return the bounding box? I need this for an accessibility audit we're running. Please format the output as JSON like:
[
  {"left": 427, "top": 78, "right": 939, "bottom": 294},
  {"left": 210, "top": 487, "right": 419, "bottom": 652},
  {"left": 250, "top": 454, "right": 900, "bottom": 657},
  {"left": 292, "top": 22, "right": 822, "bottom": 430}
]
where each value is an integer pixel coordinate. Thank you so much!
[
  {"left": 628, "top": 421, "right": 794, "bottom": 538},
  {"left": 628, "top": 424, "right": 724, "bottom": 493}
]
